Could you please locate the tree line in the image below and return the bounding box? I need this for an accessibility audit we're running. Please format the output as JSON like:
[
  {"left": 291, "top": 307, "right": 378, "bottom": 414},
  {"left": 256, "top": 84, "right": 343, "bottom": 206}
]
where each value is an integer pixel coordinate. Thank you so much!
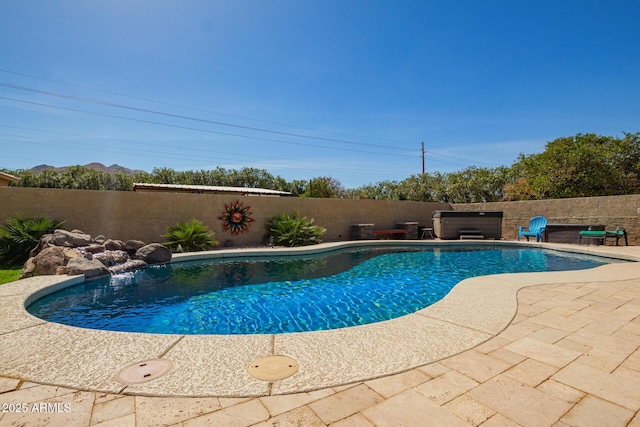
[
  {"left": 5, "top": 166, "right": 308, "bottom": 195},
  {"left": 4, "top": 132, "right": 639, "bottom": 202}
]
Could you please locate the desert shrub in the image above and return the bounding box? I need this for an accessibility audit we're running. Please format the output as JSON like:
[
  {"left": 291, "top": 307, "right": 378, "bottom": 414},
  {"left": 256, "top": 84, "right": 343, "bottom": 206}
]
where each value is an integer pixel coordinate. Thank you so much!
[
  {"left": 264, "top": 211, "right": 326, "bottom": 247},
  {"left": 0, "top": 213, "right": 64, "bottom": 266},
  {"left": 163, "top": 219, "right": 218, "bottom": 252}
]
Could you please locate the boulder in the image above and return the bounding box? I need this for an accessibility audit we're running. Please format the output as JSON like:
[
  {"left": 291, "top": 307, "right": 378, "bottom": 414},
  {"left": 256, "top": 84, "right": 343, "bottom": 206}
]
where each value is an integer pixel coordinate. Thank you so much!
[
  {"left": 20, "top": 231, "right": 163, "bottom": 278},
  {"left": 93, "top": 250, "right": 129, "bottom": 267},
  {"left": 135, "top": 243, "right": 172, "bottom": 264},
  {"left": 104, "top": 239, "right": 125, "bottom": 251},
  {"left": 65, "top": 257, "right": 109, "bottom": 279},
  {"left": 125, "top": 240, "right": 146, "bottom": 252},
  {"left": 54, "top": 229, "right": 92, "bottom": 247},
  {"left": 29, "top": 233, "right": 55, "bottom": 258},
  {"left": 20, "top": 257, "right": 36, "bottom": 279},
  {"left": 84, "top": 244, "right": 106, "bottom": 254},
  {"left": 108, "top": 259, "right": 147, "bottom": 274},
  {"left": 32, "top": 246, "right": 66, "bottom": 276},
  {"left": 62, "top": 247, "right": 82, "bottom": 262}
]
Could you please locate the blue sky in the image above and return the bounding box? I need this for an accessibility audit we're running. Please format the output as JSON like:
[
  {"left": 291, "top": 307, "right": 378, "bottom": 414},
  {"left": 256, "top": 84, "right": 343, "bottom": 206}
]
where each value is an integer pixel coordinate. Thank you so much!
[{"left": 1, "top": 0, "right": 639, "bottom": 188}]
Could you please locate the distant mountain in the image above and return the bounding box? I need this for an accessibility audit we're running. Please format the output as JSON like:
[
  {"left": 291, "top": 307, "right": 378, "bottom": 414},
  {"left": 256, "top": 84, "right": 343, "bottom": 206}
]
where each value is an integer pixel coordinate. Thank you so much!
[
  {"left": 29, "top": 163, "right": 146, "bottom": 176},
  {"left": 28, "top": 164, "right": 58, "bottom": 174}
]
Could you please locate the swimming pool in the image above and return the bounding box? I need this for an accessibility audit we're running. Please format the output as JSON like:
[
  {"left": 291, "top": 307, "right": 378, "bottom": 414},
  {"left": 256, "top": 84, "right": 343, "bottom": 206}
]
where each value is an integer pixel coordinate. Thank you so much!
[{"left": 26, "top": 245, "right": 621, "bottom": 335}]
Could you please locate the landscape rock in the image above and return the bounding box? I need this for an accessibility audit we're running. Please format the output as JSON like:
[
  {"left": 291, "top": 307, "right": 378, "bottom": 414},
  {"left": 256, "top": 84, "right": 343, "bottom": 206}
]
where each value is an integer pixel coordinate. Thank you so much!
[
  {"left": 136, "top": 243, "right": 172, "bottom": 264},
  {"left": 84, "top": 244, "right": 106, "bottom": 254},
  {"left": 125, "top": 240, "right": 146, "bottom": 252},
  {"left": 62, "top": 247, "right": 82, "bottom": 262},
  {"left": 109, "top": 259, "right": 148, "bottom": 274},
  {"left": 53, "top": 229, "right": 92, "bottom": 247},
  {"left": 104, "top": 239, "right": 125, "bottom": 251},
  {"left": 20, "top": 230, "right": 171, "bottom": 279},
  {"left": 20, "top": 257, "right": 36, "bottom": 279},
  {"left": 66, "top": 257, "right": 110, "bottom": 279},
  {"left": 29, "top": 233, "right": 55, "bottom": 258},
  {"left": 93, "top": 250, "right": 129, "bottom": 267},
  {"left": 31, "top": 246, "right": 66, "bottom": 276}
]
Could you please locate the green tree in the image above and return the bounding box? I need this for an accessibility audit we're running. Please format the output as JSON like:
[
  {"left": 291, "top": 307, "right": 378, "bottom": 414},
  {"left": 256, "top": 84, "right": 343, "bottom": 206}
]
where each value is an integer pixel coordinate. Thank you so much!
[
  {"left": 443, "top": 166, "right": 510, "bottom": 203},
  {"left": 287, "top": 180, "right": 308, "bottom": 197},
  {"left": 504, "top": 133, "right": 640, "bottom": 200},
  {"left": 38, "top": 170, "right": 63, "bottom": 188},
  {"left": 110, "top": 172, "right": 135, "bottom": 191},
  {"left": 3, "top": 169, "right": 32, "bottom": 187},
  {"left": 302, "top": 177, "right": 345, "bottom": 198},
  {"left": 59, "top": 166, "right": 99, "bottom": 189},
  {"left": 353, "top": 180, "right": 401, "bottom": 200},
  {"left": 151, "top": 167, "right": 178, "bottom": 184},
  {"left": 611, "top": 132, "right": 640, "bottom": 191}
]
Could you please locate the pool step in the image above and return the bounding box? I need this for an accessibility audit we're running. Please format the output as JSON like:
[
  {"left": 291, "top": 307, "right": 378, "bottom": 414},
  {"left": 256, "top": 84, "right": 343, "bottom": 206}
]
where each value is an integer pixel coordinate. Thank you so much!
[
  {"left": 460, "top": 235, "right": 485, "bottom": 240},
  {"left": 458, "top": 228, "right": 484, "bottom": 240}
]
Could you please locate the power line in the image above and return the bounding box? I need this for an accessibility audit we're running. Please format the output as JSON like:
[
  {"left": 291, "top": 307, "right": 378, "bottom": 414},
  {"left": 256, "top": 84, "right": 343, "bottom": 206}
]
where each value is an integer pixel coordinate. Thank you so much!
[
  {"left": 0, "top": 81, "right": 412, "bottom": 152},
  {"left": 0, "top": 96, "right": 417, "bottom": 158},
  {"left": 425, "top": 149, "right": 496, "bottom": 168},
  {"left": 0, "top": 126, "right": 413, "bottom": 176},
  {"left": 0, "top": 68, "right": 419, "bottom": 146},
  {"left": 1, "top": 70, "right": 502, "bottom": 175},
  {"left": 1, "top": 72, "right": 499, "bottom": 168}
]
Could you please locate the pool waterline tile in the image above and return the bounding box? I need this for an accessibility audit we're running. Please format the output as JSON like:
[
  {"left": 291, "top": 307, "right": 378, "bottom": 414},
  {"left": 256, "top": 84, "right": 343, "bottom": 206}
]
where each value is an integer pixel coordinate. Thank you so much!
[{"left": 0, "top": 241, "right": 638, "bottom": 398}]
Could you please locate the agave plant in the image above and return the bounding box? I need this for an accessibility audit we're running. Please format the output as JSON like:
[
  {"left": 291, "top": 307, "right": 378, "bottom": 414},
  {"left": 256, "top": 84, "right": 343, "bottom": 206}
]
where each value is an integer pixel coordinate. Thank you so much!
[
  {"left": 163, "top": 219, "right": 218, "bottom": 253},
  {"left": 264, "top": 211, "right": 326, "bottom": 247},
  {"left": 0, "top": 213, "right": 65, "bottom": 266}
]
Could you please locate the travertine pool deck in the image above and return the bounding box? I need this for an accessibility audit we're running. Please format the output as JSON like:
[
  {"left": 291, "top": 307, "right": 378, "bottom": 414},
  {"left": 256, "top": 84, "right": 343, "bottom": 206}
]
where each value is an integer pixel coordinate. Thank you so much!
[{"left": 1, "top": 241, "right": 639, "bottom": 426}]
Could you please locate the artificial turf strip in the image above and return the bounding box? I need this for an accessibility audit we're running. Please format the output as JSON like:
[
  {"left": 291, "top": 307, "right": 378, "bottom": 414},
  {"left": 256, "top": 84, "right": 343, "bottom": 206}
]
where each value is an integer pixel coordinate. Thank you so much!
[{"left": 0, "top": 267, "right": 21, "bottom": 285}]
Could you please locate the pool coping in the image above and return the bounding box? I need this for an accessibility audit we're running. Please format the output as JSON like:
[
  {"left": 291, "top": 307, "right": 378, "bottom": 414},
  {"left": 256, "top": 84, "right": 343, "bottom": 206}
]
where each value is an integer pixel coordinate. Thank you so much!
[{"left": 1, "top": 240, "right": 639, "bottom": 398}]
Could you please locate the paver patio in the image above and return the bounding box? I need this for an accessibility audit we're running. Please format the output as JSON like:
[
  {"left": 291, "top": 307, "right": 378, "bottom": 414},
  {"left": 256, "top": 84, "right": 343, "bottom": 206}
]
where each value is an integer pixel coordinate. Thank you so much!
[{"left": 0, "top": 242, "right": 639, "bottom": 426}]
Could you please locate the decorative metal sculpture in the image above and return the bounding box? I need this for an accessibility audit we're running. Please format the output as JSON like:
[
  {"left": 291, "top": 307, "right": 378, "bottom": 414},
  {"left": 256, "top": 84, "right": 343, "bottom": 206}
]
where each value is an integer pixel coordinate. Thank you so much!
[{"left": 219, "top": 200, "right": 254, "bottom": 234}]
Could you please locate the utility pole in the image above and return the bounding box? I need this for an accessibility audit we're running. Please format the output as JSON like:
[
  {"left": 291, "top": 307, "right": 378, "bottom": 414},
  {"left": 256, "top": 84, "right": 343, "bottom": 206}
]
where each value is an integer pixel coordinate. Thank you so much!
[{"left": 421, "top": 141, "right": 425, "bottom": 174}]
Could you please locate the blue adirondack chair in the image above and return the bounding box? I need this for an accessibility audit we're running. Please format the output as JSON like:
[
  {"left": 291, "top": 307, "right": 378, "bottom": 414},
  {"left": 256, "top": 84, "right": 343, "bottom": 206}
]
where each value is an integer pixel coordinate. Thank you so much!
[{"left": 518, "top": 216, "right": 548, "bottom": 242}]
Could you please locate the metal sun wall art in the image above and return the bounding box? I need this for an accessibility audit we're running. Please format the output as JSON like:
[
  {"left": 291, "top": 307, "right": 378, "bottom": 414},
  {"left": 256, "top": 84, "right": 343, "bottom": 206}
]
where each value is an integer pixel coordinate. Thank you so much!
[{"left": 219, "top": 200, "right": 255, "bottom": 235}]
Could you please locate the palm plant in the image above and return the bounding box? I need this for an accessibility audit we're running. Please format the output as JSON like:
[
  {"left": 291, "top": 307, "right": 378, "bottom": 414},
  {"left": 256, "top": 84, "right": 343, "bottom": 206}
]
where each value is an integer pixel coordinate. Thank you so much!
[
  {"left": 0, "top": 213, "right": 64, "bottom": 266},
  {"left": 163, "top": 219, "right": 218, "bottom": 252},
  {"left": 264, "top": 211, "right": 326, "bottom": 247}
]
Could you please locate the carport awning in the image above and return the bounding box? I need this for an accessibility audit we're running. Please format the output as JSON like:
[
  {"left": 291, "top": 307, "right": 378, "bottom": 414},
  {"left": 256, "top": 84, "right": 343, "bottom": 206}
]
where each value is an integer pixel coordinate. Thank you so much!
[
  {"left": 0, "top": 172, "right": 20, "bottom": 183},
  {"left": 132, "top": 182, "right": 292, "bottom": 196}
]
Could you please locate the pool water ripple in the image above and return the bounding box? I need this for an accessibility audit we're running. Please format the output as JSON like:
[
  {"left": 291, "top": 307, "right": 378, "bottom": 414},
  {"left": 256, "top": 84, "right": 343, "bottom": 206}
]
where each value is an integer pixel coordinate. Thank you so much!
[{"left": 27, "top": 246, "right": 619, "bottom": 334}]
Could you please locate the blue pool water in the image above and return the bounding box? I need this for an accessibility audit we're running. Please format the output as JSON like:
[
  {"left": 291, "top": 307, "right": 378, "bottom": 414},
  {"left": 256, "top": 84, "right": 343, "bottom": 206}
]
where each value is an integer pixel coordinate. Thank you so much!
[{"left": 27, "top": 246, "right": 620, "bottom": 334}]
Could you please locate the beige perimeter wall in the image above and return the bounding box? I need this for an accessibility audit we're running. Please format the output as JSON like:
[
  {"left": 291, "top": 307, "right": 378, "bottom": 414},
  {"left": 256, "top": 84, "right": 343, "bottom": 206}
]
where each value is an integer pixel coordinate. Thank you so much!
[
  {"left": 0, "top": 188, "right": 448, "bottom": 246},
  {"left": 455, "top": 194, "right": 640, "bottom": 245},
  {"left": 2, "top": 188, "right": 638, "bottom": 246}
]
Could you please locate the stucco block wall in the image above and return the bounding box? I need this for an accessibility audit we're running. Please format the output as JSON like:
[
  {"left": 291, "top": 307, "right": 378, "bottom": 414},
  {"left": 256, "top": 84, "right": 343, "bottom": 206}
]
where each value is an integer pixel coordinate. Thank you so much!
[
  {"left": 455, "top": 194, "right": 640, "bottom": 244},
  {"left": 0, "top": 187, "right": 448, "bottom": 246},
  {"left": 2, "top": 187, "right": 638, "bottom": 246}
]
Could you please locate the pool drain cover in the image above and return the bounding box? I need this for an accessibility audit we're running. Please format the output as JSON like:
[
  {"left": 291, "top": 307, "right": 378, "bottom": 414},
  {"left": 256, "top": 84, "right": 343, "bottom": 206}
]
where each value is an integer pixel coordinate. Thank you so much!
[
  {"left": 248, "top": 355, "right": 299, "bottom": 381},
  {"left": 115, "top": 359, "right": 173, "bottom": 385}
]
